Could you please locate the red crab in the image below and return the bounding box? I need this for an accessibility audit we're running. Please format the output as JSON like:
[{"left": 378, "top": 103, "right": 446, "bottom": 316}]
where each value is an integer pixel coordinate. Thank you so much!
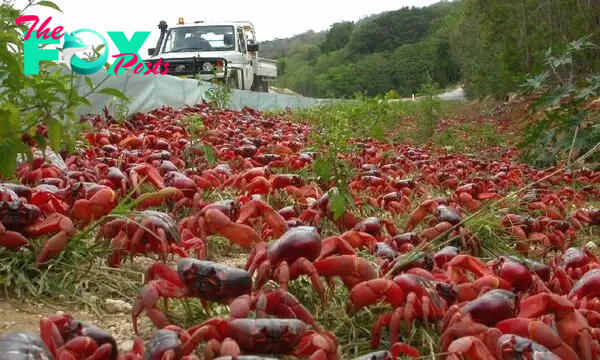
[
  {"left": 191, "top": 318, "right": 339, "bottom": 360},
  {"left": 445, "top": 334, "right": 561, "bottom": 360},
  {"left": 39, "top": 313, "right": 118, "bottom": 360},
  {"left": 131, "top": 259, "right": 253, "bottom": 334},
  {"left": 516, "top": 292, "right": 600, "bottom": 360},
  {"left": 178, "top": 200, "right": 262, "bottom": 251},
  {"left": 66, "top": 182, "right": 118, "bottom": 225},
  {"left": 98, "top": 210, "right": 197, "bottom": 267},
  {"left": 346, "top": 274, "right": 458, "bottom": 348},
  {"left": 0, "top": 199, "right": 76, "bottom": 265},
  {"left": 440, "top": 289, "right": 520, "bottom": 351},
  {"left": 245, "top": 226, "right": 378, "bottom": 304}
]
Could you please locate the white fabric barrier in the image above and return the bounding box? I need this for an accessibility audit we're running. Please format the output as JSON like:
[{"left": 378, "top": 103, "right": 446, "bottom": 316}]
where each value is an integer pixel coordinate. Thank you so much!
[{"left": 69, "top": 67, "right": 338, "bottom": 116}]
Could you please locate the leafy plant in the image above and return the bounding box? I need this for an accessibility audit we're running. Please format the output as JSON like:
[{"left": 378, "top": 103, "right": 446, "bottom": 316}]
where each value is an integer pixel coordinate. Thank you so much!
[
  {"left": 205, "top": 81, "right": 232, "bottom": 109},
  {"left": 180, "top": 114, "right": 217, "bottom": 167},
  {"left": 198, "top": 67, "right": 233, "bottom": 109},
  {"left": 520, "top": 35, "right": 600, "bottom": 168},
  {"left": 0, "top": 0, "right": 128, "bottom": 178},
  {"left": 415, "top": 72, "right": 443, "bottom": 140},
  {"left": 309, "top": 108, "right": 355, "bottom": 220}
]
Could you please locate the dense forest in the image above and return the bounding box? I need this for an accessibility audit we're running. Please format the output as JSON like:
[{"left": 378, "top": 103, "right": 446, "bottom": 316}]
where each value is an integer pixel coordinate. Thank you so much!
[{"left": 260, "top": 0, "right": 600, "bottom": 99}]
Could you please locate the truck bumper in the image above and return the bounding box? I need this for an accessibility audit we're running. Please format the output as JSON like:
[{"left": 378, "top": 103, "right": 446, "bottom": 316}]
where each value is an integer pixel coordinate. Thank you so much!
[{"left": 197, "top": 72, "right": 226, "bottom": 81}]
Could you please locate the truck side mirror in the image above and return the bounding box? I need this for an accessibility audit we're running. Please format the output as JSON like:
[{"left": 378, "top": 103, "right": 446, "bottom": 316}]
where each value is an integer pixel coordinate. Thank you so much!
[
  {"left": 148, "top": 48, "right": 155, "bottom": 56},
  {"left": 247, "top": 44, "right": 258, "bottom": 52}
]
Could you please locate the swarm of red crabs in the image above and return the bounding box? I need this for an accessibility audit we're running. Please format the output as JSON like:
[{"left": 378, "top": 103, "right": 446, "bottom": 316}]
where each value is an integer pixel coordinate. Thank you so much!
[{"left": 1, "top": 101, "right": 600, "bottom": 359}]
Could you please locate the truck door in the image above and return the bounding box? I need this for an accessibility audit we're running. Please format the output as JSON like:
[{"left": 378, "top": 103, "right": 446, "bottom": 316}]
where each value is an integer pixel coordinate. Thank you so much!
[{"left": 237, "top": 27, "right": 253, "bottom": 90}]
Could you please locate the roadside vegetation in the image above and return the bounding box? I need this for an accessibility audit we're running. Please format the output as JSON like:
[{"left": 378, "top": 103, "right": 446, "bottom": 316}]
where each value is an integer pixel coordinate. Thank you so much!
[{"left": 266, "top": 0, "right": 600, "bottom": 100}]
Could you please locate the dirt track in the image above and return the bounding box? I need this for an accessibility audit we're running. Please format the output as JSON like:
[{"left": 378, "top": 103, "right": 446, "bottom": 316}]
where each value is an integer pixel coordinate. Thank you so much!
[{"left": 0, "top": 296, "right": 154, "bottom": 352}]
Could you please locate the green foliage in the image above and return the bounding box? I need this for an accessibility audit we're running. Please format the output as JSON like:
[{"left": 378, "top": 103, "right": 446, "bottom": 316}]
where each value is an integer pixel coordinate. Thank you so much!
[
  {"left": 433, "top": 123, "right": 508, "bottom": 152},
  {"left": 0, "top": 0, "right": 128, "bottom": 178},
  {"left": 449, "top": 0, "right": 600, "bottom": 99},
  {"left": 271, "top": 0, "right": 598, "bottom": 101},
  {"left": 204, "top": 80, "right": 232, "bottom": 109},
  {"left": 272, "top": 1, "right": 460, "bottom": 99},
  {"left": 320, "top": 22, "right": 355, "bottom": 54},
  {"left": 415, "top": 73, "right": 443, "bottom": 139},
  {"left": 295, "top": 97, "right": 400, "bottom": 218},
  {"left": 258, "top": 30, "right": 327, "bottom": 60},
  {"left": 390, "top": 41, "right": 436, "bottom": 96},
  {"left": 346, "top": 7, "right": 430, "bottom": 56},
  {"left": 520, "top": 36, "right": 600, "bottom": 168}
]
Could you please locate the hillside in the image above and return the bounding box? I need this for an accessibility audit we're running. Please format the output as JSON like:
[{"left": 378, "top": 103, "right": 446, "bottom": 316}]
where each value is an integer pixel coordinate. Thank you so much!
[
  {"left": 258, "top": 12, "right": 384, "bottom": 60},
  {"left": 262, "top": 0, "right": 600, "bottom": 100}
]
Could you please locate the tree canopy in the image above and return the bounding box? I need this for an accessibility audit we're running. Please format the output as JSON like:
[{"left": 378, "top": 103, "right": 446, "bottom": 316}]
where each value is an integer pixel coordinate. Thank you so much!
[{"left": 262, "top": 0, "right": 600, "bottom": 99}]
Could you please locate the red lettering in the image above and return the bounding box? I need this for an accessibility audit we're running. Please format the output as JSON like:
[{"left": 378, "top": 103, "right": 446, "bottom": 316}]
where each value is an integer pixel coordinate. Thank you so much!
[
  {"left": 133, "top": 62, "right": 144, "bottom": 74},
  {"left": 160, "top": 61, "right": 169, "bottom": 75},
  {"left": 50, "top": 26, "right": 63, "bottom": 40},
  {"left": 15, "top": 15, "right": 39, "bottom": 41},
  {"left": 143, "top": 62, "right": 154, "bottom": 75},
  {"left": 36, "top": 16, "right": 52, "bottom": 39},
  {"left": 149, "top": 58, "right": 163, "bottom": 75},
  {"left": 112, "top": 53, "right": 139, "bottom": 73},
  {"left": 15, "top": 15, "right": 63, "bottom": 41}
]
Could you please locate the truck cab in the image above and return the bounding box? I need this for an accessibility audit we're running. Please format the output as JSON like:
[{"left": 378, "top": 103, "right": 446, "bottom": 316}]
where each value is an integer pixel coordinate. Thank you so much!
[{"left": 146, "top": 19, "right": 276, "bottom": 92}]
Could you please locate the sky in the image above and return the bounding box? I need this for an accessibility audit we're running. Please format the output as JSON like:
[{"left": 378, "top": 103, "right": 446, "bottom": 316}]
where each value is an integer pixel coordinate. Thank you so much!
[{"left": 14, "top": 0, "right": 441, "bottom": 63}]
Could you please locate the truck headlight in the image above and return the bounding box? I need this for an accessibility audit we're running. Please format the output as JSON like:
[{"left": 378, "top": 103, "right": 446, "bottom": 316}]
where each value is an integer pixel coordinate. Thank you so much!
[{"left": 202, "top": 62, "right": 213, "bottom": 72}]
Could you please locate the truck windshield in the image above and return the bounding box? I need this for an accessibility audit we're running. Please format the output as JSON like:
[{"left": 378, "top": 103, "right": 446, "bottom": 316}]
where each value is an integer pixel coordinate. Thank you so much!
[{"left": 162, "top": 25, "right": 235, "bottom": 53}]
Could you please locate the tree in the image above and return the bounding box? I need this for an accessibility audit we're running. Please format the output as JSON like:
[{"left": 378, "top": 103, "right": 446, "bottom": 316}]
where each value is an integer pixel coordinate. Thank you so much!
[
  {"left": 449, "top": 0, "right": 600, "bottom": 98},
  {"left": 390, "top": 42, "right": 435, "bottom": 97},
  {"left": 347, "top": 7, "right": 430, "bottom": 56},
  {"left": 354, "top": 53, "right": 395, "bottom": 97},
  {"left": 320, "top": 21, "right": 355, "bottom": 54}
]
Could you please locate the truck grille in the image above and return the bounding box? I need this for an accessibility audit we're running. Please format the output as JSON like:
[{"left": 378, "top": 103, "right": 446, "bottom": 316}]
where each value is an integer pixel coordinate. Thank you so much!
[
  {"left": 147, "top": 57, "right": 227, "bottom": 76},
  {"left": 165, "top": 61, "right": 195, "bottom": 75}
]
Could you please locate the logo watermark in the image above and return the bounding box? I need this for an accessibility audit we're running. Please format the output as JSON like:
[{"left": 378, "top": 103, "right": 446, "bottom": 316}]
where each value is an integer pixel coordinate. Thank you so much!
[{"left": 16, "top": 15, "right": 171, "bottom": 75}]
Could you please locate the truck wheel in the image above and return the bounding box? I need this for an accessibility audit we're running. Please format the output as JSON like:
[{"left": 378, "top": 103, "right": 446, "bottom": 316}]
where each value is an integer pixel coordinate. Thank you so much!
[
  {"left": 255, "top": 78, "right": 267, "bottom": 92},
  {"left": 251, "top": 75, "right": 260, "bottom": 92}
]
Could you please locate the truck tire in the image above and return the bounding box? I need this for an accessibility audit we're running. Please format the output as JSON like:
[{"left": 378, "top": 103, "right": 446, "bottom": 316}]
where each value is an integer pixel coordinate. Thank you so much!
[
  {"left": 255, "top": 78, "right": 268, "bottom": 92},
  {"left": 251, "top": 75, "right": 262, "bottom": 92},
  {"left": 227, "top": 71, "right": 239, "bottom": 89}
]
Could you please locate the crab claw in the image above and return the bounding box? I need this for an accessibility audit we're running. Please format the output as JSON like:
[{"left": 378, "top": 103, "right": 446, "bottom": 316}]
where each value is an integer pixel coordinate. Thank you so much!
[
  {"left": 518, "top": 292, "right": 574, "bottom": 318},
  {"left": 0, "top": 222, "right": 31, "bottom": 250},
  {"left": 25, "top": 213, "right": 76, "bottom": 265},
  {"left": 70, "top": 186, "right": 117, "bottom": 225},
  {"left": 404, "top": 199, "right": 441, "bottom": 231},
  {"left": 131, "top": 280, "right": 188, "bottom": 335},
  {"left": 130, "top": 163, "right": 165, "bottom": 189},
  {"left": 345, "top": 279, "right": 405, "bottom": 316},
  {"left": 237, "top": 199, "right": 288, "bottom": 239},
  {"left": 135, "top": 187, "right": 185, "bottom": 210},
  {"left": 391, "top": 342, "right": 420, "bottom": 358},
  {"left": 314, "top": 255, "right": 378, "bottom": 289},
  {"left": 205, "top": 208, "right": 261, "bottom": 250},
  {"left": 447, "top": 254, "right": 490, "bottom": 278},
  {"left": 496, "top": 318, "right": 580, "bottom": 360},
  {"left": 446, "top": 336, "right": 495, "bottom": 359},
  {"left": 119, "top": 135, "right": 143, "bottom": 149}
]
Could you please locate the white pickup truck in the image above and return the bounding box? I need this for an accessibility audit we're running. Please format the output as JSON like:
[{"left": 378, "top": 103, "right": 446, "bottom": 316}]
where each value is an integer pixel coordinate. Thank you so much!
[{"left": 146, "top": 19, "right": 277, "bottom": 92}]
